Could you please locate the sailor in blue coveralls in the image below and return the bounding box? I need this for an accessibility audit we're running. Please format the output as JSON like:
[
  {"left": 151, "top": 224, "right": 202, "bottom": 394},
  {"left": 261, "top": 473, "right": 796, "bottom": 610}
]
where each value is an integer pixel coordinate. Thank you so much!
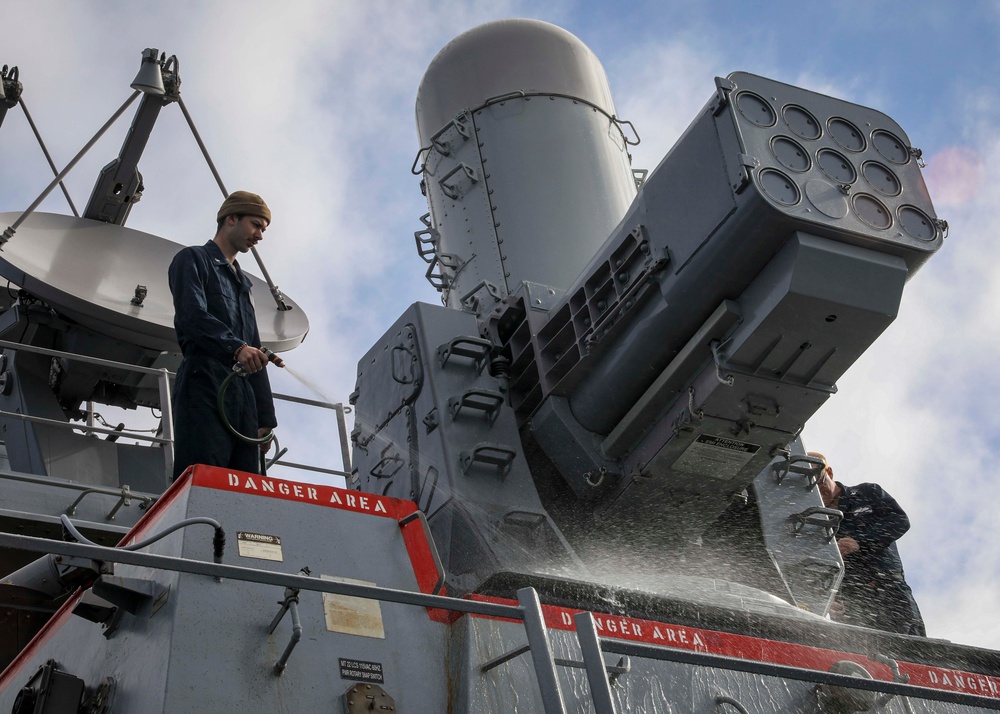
[
  {"left": 811, "top": 451, "right": 926, "bottom": 636},
  {"left": 168, "top": 191, "right": 277, "bottom": 479}
]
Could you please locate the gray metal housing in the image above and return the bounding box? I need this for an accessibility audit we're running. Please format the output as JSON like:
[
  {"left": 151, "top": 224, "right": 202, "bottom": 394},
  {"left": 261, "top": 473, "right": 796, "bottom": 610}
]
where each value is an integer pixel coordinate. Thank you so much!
[
  {"left": 414, "top": 19, "right": 638, "bottom": 314},
  {"left": 475, "top": 70, "right": 940, "bottom": 561},
  {"left": 349, "top": 302, "right": 580, "bottom": 594},
  {"left": 3, "top": 469, "right": 999, "bottom": 713}
]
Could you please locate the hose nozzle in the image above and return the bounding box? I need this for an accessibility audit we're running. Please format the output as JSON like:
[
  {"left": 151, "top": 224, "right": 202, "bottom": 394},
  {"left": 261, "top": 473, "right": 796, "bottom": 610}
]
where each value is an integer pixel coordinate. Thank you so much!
[{"left": 261, "top": 346, "right": 285, "bottom": 368}]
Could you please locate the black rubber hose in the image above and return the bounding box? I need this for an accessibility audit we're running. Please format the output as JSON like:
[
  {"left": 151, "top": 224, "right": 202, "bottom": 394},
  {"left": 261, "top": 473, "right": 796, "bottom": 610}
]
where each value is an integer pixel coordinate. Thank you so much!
[{"left": 217, "top": 368, "right": 275, "bottom": 446}]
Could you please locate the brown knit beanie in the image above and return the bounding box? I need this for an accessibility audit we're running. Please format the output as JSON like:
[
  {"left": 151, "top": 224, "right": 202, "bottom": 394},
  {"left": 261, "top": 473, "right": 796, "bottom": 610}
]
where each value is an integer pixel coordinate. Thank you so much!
[{"left": 217, "top": 191, "right": 271, "bottom": 223}]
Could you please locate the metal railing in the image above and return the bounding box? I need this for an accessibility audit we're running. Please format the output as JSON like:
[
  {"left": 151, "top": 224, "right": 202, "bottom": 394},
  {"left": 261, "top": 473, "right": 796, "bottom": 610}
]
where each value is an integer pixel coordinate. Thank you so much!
[
  {"left": 0, "top": 532, "right": 576, "bottom": 712},
  {"left": 0, "top": 339, "right": 354, "bottom": 490},
  {"left": 4, "top": 529, "right": 998, "bottom": 712},
  {"left": 0, "top": 338, "right": 175, "bottom": 479},
  {"left": 268, "top": 392, "right": 352, "bottom": 478}
]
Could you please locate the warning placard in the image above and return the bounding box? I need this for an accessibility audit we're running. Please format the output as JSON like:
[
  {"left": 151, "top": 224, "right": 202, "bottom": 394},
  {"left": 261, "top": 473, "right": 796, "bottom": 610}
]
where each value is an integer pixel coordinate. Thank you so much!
[
  {"left": 671, "top": 434, "right": 760, "bottom": 479},
  {"left": 236, "top": 531, "right": 283, "bottom": 561}
]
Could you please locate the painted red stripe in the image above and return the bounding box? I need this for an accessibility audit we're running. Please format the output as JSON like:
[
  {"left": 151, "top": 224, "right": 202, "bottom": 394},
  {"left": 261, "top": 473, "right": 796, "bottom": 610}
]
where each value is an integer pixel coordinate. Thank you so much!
[
  {"left": 0, "top": 471, "right": 199, "bottom": 687},
  {"left": 12, "top": 468, "right": 992, "bottom": 703},
  {"left": 1, "top": 467, "right": 429, "bottom": 688},
  {"left": 193, "top": 466, "right": 452, "bottom": 620},
  {"left": 469, "top": 594, "right": 1000, "bottom": 699}
]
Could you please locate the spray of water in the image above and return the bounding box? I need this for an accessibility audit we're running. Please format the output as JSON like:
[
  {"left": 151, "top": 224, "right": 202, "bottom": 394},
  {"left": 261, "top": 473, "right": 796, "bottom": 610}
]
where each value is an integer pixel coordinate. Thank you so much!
[{"left": 279, "top": 364, "right": 340, "bottom": 406}]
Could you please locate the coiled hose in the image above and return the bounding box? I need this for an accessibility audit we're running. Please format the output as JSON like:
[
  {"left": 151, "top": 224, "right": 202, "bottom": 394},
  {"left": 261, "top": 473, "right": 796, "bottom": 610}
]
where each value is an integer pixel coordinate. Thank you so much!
[{"left": 217, "top": 368, "right": 275, "bottom": 446}]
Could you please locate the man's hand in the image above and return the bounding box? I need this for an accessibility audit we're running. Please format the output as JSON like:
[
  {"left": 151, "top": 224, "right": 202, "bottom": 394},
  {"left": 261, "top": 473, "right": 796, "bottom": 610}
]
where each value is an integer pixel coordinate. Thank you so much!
[
  {"left": 837, "top": 536, "right": 860, "bottom": 557},
  {"left": 259, "top": 428, "right": 273, "bottom": 453},
  {"left": 237, "top": 345, "right": 269, "bottom": 374}
]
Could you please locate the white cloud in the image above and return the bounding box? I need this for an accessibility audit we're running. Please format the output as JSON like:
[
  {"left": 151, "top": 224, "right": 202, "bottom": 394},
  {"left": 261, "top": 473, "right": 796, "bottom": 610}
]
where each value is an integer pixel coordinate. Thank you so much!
[{"left": 805, "top": 116, "right": 1000, "bottom": 648}]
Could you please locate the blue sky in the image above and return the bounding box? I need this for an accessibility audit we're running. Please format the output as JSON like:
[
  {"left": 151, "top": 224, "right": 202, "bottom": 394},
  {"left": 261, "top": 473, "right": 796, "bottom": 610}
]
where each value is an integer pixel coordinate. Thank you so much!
[{"left": 2, "top": 0, "right": 998, "bottom": 650}]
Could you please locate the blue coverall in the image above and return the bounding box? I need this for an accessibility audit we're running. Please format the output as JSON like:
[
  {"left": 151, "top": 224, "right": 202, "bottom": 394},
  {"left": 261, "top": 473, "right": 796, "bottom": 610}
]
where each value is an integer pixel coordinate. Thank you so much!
[
  {"left": 168, "top": 240, "right": 276, "bottom": 479},
  {"left": 835, "top": 481, "right": 926, "bottom": 636}
]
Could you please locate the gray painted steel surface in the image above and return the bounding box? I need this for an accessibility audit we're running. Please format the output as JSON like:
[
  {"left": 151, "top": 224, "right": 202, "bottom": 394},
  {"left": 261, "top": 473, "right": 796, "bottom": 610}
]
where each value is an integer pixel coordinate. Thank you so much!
[
  {"left": 415, "top": 19, "right": 637, "bottom": 313},
  {"left": 347, "top": 300, "right": 841, "bottom": 628},
  {"left": 351, "top": 301, "right": 580, "bottom": 593},
  {"left": 4, "top": 470, "right": 998, "bottom": 712},
  {"left": 564, "top": 71, "right": 939, "bottom": 434},
  {"left": 0, "top": 469, "right": 452, "bottom": 712},
  {"left": 416, "top": 19, "right": 618, "bottom": 141},
  {"left": 2, "top": 18, "right": 998, "bottom": 714}
]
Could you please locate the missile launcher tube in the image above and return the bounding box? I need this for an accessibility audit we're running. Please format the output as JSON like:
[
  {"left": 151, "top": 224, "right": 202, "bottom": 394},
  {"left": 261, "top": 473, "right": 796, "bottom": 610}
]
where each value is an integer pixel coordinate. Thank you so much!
[{"left": 561, "top": 73, "right": 941, "bottom": 434}]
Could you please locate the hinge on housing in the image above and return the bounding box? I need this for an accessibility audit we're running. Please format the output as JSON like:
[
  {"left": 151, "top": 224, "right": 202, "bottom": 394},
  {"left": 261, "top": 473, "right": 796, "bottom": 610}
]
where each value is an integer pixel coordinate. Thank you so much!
[
  {"left": 425, "top": 252, "right": 463, "bottom": 291},
  {"left": 791, "top": 507, "right": 843, "bottom": 542},
  {"left": 459, "top": 280, "right": 501, "bottom": 314},
  {"left": 370, "top": 444, "right": 404, "bottom": 479},
  {"left": 414, "top": 227, "right": 438, "bottom": 263},
  {"left": 414, "top": 213, "right": 439, "bottom": 264},
  {"left": 411, "top": 112, "right": 473, "bottom": 175},
  {"left": 711, "top": 76, "right": 737, "bottom": 116},
  {"left": 731, "top": 153, "right": 759, "bottom": 193},
  {"left": 771, "top": 452, "right": 825, "bottom": 487},
  {"left": 423, "top": 408, "right": 439, "bottom": 434}
]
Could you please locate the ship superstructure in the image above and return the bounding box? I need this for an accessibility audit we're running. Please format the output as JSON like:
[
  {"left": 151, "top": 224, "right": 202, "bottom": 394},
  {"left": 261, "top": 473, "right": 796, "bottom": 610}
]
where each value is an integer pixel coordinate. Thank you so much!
[{"left": 2, "top": 18, "right": 998, "bottom": 714}]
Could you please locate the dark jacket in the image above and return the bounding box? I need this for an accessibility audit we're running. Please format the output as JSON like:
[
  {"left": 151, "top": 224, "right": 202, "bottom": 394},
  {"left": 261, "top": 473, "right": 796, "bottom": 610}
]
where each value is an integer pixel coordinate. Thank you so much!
[
  {"left": 168, "top": 241, "right": 276, "bottom": 479},
  {"left": 837, "top": 482, "right": 908, "bottom": 583},
  {"left": 835, "top": 481, "right": 925, "bottom": 635}
]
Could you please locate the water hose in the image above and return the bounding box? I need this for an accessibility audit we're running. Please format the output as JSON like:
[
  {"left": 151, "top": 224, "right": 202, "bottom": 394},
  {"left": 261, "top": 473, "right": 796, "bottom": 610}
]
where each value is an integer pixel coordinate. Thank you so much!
[{"left": 217, "top": 346, "right": 284, "bottom": 446}]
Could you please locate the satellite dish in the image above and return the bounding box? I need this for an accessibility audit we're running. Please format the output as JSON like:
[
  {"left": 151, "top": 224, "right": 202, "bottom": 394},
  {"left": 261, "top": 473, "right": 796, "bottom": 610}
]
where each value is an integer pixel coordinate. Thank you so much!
[{"left": 0, "top": 212, "right": 309, "bottom": 353}]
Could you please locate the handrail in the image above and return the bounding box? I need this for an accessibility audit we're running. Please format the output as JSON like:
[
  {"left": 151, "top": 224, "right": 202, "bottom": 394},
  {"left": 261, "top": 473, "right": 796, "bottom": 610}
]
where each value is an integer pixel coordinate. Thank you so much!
[
  {"left": 270, "top": 393, "right": 352, "bottom": 475},
  {"left": 65, "top": 485, "right": 155, "bottom": 520},
  {"left": 0, "top": 339, "right": 176, "bottom": 481},
  {"left": 0, "top": 531, "right": 568, "bottom": 713},
  {"left": 0, "top": 338, "right": 168, "bottom": 376},
  {"left": 265, "top": 460, "right": 350, "bottom": 478},
  {"left": 6, "top": 529, "right": 996, "bottom": 711},
  {"left": 0, "top": 409, "right": 170, "bottom": 444},
  {"left": 0, "top": 339, "right": 354, "bottom": 485},
  {"left": 600, "top": 638, "right": 1000, "bottom": 711},
  {"left": 0, "top": 470, "right": 153, "bottom": 527},
  {"left": 0, "top": 469, "right": 148, "bottom": 493},
  {"left": 0, "top": 529, "right": 516, "bottom": 614},
  {"left": 575, "top": 612, "right": 618, "bottom": 713}
]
